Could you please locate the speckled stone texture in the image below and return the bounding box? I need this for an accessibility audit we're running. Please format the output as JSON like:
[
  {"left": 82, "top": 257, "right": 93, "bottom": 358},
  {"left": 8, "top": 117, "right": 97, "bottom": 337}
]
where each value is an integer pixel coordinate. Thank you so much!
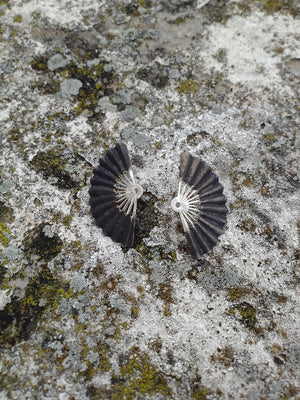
[{"left": 0, "top": 1, "right": 299, "bottom": 399}]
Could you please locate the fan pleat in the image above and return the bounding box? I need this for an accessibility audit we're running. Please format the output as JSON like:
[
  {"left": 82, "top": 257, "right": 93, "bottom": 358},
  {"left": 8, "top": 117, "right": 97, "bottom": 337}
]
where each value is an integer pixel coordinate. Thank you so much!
[
  {"left": 186, "top": 229, "right": 203, "bottom": 259},
  {"left": 195, "top": 172, "right": 219, "bottom": 192},
  {"left": 180, "top": 152, "right": 194, "bottom": 183},
  {"left": 124, "top": 216, "right": 135, "bottom": 247},
  {"left": 190, "top": 225, "right": 212, "bottom": 253},
  {"left": 102, "top": 210, "right": 124, "bottom": 237},
  {"left": 111, "top": 214, "right": 132, "bottom": 245},
  {"left": 200, "top": 204, "right": 227, "bottom": 215},
  {"left": 89, "top": 142, "right": 138, "bottom": 247},
  {"left": 198, "top": 215, "right": 225, "bottom": 236},
  {"left": 177, "top": 152, "right": 227, "bottom": 258},
  {"left": 93, "top": 165, "right": 116, "bottom": 181},
  {"left": 90, "top": 199, "right": 116, "bottom": 218},
  {"left": 194, "top": 221, "right": 219, "bottom": 247},
  {"left": 107, "top": 148, "right": 126, "bottom": 174},
  {"left": 116, "top": 143, "right": 132, "bottom": 171},
  {"left": 200, "top": 194, "right": 227, "bottom": 205},
  {"left": 95, "top": 208, "right": 118, "bottom": 228},
  {"left": 190, "top": 162, "right": 211, "bottom": 188},
  {"left": 89, "top": 194, "right": 115, "bottom": 208},
  {"left": 199, "top": 182, "right": 223, "bottom": 198},
  {"left": 99, "top": 157, "right": 122, "bottom": 178},
  {"left": 90, "top": 175, "right": 115, "bottom": 188},
  {"left": 88, "top": 186, "right": 114, "bottom": 197},
  {"left": 200, "top": 211, "right": 227, "bottom": 226}
]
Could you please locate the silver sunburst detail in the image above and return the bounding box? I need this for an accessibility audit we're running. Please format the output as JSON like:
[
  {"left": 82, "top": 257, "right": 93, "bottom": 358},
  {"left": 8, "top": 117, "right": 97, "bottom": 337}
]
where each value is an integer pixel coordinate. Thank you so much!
[
  {"left": 114, "top": 169, "right": 143, "bottom": 216},
  {"left": 171, "top": 179, "right": 201, "bottom": 232}
]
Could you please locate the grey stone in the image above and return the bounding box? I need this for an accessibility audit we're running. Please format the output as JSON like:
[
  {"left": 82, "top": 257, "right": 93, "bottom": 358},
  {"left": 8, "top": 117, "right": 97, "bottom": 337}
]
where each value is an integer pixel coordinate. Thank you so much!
[
  {"left": 47, "top": 53, "right": 68, "bottom": 71},
  {"left": 60, "top": 78, "right": 82, "bottom": 96}
]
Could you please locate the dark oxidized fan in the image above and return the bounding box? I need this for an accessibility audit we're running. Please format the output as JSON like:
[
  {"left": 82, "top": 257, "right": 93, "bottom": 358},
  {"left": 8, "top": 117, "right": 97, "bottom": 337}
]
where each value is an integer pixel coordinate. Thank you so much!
[
  {"left": 171, "top": 152, "right": 227, "bottom": 259},
  {"left": 89, "top": 143, "right": 143, "bottom": 247}
]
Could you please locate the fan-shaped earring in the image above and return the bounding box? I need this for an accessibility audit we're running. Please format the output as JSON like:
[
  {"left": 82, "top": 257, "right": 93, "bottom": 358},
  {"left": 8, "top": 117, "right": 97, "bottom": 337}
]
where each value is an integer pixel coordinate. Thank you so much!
[
  {"left": 89, "top": 143, "right": 143, "bottom": 247},
  {"left": 171, "top": 152, "right": 227, "bottom": 259}
]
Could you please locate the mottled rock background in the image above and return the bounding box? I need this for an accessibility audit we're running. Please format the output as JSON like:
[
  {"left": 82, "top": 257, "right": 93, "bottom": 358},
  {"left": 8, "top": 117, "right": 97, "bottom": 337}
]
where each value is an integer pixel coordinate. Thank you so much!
[{"left": 0, "top": 1, "right": 299, "bottom": 399}]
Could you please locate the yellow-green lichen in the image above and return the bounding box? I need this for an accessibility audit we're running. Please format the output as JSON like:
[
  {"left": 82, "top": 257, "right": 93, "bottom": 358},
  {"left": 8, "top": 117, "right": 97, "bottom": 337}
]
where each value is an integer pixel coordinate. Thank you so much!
[
  {"left": 13, "top": 15, "right": 22, "bottom": 23},
  {"left": 131, "top": 306, "right": 139, "bottom": 319},
  {"left": 112, "top": 346, "right": 173, "bottom": 400},
  {"left": 176, "top": 79, "right": 199, "bottom": 94},
  {"left": 264, "top": 133, "right": 277, "bottom": 142},
  {"left": 259, "top": 0, "right": 298, "bottom": 15},
  {"left": 62, "top": 215, "right": 72, "bottom": 226},
  {"left": 192, "top": 385, "right": 207, "bottom": 400},
  {"left": 227, "top": 287, "right": 251, "bottom": 301},
  {"left": 100, "top": 351, "right": 111, "bottom": 372},
  {"left": 230, "top": 302, "right": 257, "bottom": 329}
]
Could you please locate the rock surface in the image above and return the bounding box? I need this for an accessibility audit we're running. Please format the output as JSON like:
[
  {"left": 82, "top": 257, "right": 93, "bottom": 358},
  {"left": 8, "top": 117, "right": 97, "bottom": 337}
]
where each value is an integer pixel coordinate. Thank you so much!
[{"left": 0, "top": 1, "right": 299, "bottom": 399}]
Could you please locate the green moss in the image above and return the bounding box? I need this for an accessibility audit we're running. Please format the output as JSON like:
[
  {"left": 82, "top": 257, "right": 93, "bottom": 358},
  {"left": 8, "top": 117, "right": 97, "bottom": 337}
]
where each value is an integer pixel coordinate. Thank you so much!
[
  {"left": 0, "top": 262, "right": 7, "bottom": 284},
  {"left": 158, "top": 282, "right": 173, "bottom": 316},
  {"left": 159, "top": 249, "right": 177, "bottom": 263},
  {"left": 135, "top": 243, "right": 154, "bottom": 260},
  {"left": 52, "top": 212, "right": 63, "bottom": 222},
  {"left": 163, "top": 304, "right": 172, "bottom": 316},
  {"left": 30, "top": 149, "right": 85, "bottom": 190},
  {"left": 240, "top": 120, "right": 248, "bottom": 129},
  {"left": 137, "top": 64, "right": 169, "bottom": 89},
  {"left": 240, "top": 218, "right": 256, "bottom": 232},
  {"left": 176, "top": 79, "right": 199, "bottom": 94},
  {"left": 212, "top": 346, "right": 234, "bottom": 367},
  {"left": 0, "top": 371, "right": 16, "bottom": 393},
  {"left": 0, "top": 265, "right": 70, "bottom": 346},
  {"left": 61, "top": 60, "right": 114, "bottom": 118},
  {"left": 112, "top": 346, "right": 173, "bottom": 399},
  {"left": 169, "top": 16, "right": 186, "bottom": 24},
  {"left": 23, "top": 224, "right": 63, "bottom": 261},
  {"left": 121, "top": 1, "right": 144, "bottom": 15},
  {"left": 34, "top": 77, "right": 60, "bottom": 95},
  {"left": 0, "top": 223, "right": 10, "bottom": 247},
  {"left": 134, "top": 192, "right": 159, "bottom": 245},
  {"left": 30, "top": 56, "right": 49, "bottom": 71}
]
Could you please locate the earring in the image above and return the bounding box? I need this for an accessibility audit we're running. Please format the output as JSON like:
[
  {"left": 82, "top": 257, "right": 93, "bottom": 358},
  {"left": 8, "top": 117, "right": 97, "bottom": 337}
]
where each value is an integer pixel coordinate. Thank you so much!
[
  {"left": 89, "top": 143, "right": 143, "bottom": 247},
  {"left": 171, "top": 152, "right": 227, "bottom": 259}
]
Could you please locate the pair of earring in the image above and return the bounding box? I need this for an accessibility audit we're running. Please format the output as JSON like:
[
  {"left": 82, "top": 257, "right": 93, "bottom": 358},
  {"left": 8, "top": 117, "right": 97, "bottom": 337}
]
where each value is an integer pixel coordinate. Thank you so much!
[{"left": 89, "top": 143, "right": 227, "bottom": 259}]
